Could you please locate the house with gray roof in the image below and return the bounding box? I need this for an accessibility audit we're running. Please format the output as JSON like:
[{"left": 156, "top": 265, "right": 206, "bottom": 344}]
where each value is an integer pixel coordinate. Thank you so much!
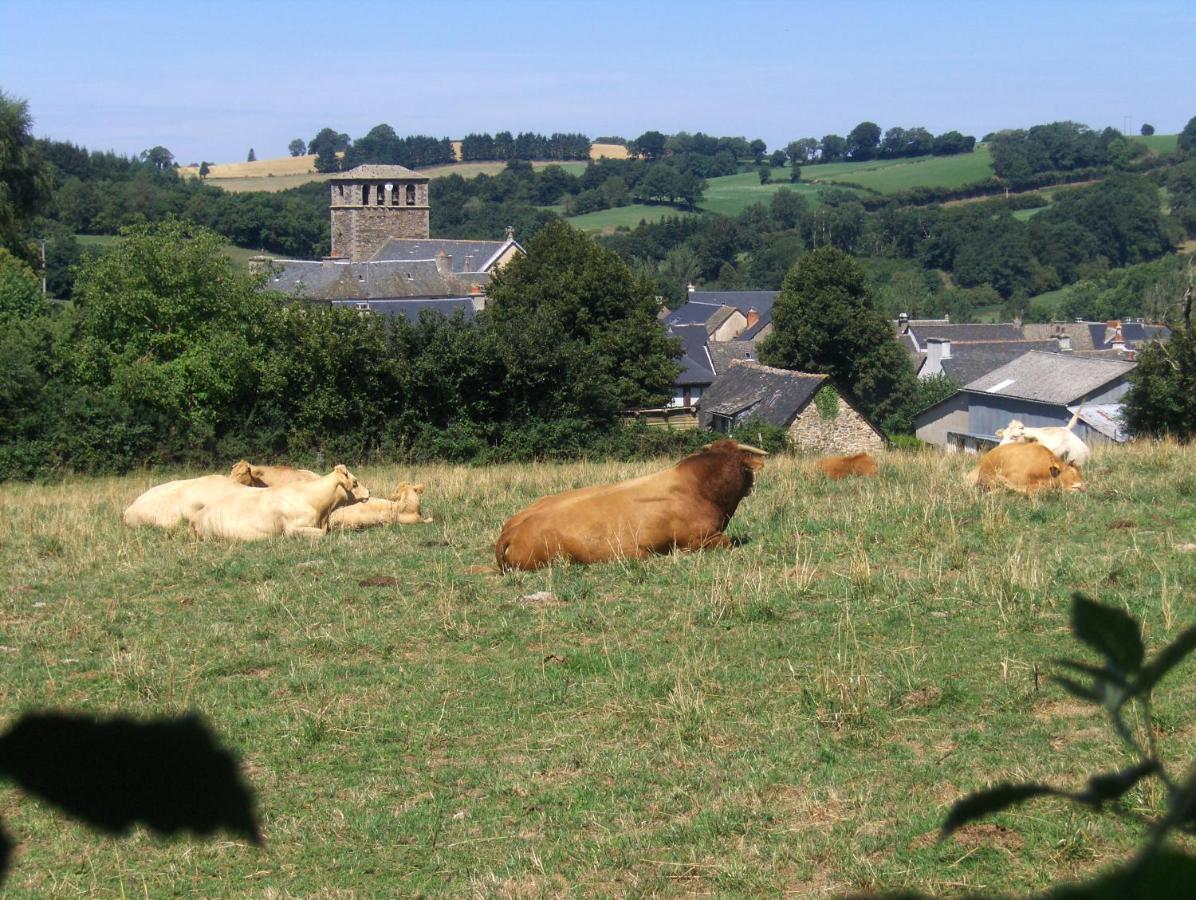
[
  {"left": 913, "top": 350, "right": 1136, "bottom": 451},
  {"left": 665, "top": 290, "right": 778, "bottom": 342},
  {"left": 699, "top": 360, "right": 886, "bottom": 453}
]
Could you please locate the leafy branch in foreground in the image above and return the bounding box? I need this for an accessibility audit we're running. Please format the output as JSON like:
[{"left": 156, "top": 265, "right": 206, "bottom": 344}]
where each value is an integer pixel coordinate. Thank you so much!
[{"left": 942, "top": 593, "right": 1196, "bottom": 892}]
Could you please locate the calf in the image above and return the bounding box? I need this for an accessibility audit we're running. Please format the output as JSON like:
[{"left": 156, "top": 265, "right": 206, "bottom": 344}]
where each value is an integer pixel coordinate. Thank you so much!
[
  {"left": 816, "top": 452, "right": 878, "bottom": 479},
  {"left": 328, "top": 482, "right": 432, "bottom": 530}
]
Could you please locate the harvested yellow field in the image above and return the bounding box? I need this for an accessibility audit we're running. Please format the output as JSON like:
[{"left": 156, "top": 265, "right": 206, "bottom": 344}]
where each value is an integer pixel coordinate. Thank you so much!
[
  {"left": 590, "top": 141, "right": 628, "bottom": 159},
  {"left": 178, "top": 154, "right": 321, "bottom": 179}
]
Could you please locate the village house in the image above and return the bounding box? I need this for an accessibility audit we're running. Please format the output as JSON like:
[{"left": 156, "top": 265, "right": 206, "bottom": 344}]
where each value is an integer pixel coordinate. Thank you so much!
[
  {"left": 699, "top": 360, "right": 886, "bottom": 454},
  {"left": 254, "top": 164, "right": 523, "bottom": 317},
  {"left": 913, "top": 350, "right": 1136, "bottom": 452}
]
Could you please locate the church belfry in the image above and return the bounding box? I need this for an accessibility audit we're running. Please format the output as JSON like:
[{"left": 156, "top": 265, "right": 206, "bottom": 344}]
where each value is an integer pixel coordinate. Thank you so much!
[{"left": 329, "top": 164, "right": 431, "bottom": 261}]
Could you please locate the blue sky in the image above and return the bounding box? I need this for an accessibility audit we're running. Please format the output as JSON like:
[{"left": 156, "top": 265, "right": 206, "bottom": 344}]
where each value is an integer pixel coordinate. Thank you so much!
[{"left": 1, "top": 0, "right": 1193, "bottom": 164}]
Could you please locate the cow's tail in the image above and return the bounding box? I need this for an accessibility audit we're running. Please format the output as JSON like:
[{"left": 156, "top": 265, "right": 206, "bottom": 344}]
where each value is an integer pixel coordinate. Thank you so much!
[
  {"left": 494, "top": 529, "right": 512, "bottom": 573},
  {"left": 1066, "top": 405, "right": 1083, "bottom": 431}
]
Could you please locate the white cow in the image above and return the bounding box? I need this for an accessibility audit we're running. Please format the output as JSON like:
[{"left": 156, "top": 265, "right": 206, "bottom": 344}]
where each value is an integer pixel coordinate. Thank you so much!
[
  {"left": 123, "top": 464, "right": 259, "bottom": 528},
  {"left": 192, "top": 465, "right": 369, "bottom": 541},
  {"left": 996, "top": 408, "right": 1091, "bottom": 468},
  {"left": 328, "top": 482, "right": 432, "bottom": 530}
]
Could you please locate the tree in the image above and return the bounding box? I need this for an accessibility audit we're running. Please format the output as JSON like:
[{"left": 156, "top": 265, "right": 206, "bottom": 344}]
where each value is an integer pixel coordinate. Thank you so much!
[
  {"left": 198, "top": 161, "right": 210, "bottom": 180},
  {"left": 0, "top": 249, "right": 45, "bottom": 320},
  {"left": 629, "top": 130, "right": 667, "bottom": 161},
  {"left": 749, "top": 138, "right": 767, "bottom": 164},
  {"left": 768, "top": 150, "right": 787, "bottom": 168},
  {"left": 789, "top": 164, "right": 802, "bottom": 183},
  {"left": 247, "top": 148, "right": 256, "bottom": 162},
  {"left": 1179, "top": 115, "right": 1196, "bottom": 155},
  {"left": 1123, "top": 262, "right": 1196, "bottom": 438},
  {"left": 786, "top": 138, "right": 819, "bottom": 165},
  {"left": 757, "top": 166, "right": 771, "bottom": 184},
  {"left": 288, "top": 138, "right": 307, "bottom": 157},
  {"left": 484, "top": 220, "right": 681, "bottom": 412},
  {"left": 0, "top": 91, "right": 52, "bottom": 262},
  {"left": 819, "top": 134, "right": 847, "bottom": 162},
  {"left": 140, "top": 146, "right": 175, "bottom": 171},
  {"left": 758, "top": 246, "right": 915, "bottom": 429},
  {"left": 1140, "top": 123, "right": 1155, "bottom": 136},
  {"left": 846, "top": 121, "right": 881, "bottom": 160}
]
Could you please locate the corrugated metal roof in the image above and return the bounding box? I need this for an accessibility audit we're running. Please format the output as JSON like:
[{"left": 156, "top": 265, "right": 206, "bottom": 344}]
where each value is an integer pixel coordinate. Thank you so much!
[
  {"left": 1069, "top": 404, "right": 1129, "bottom": 442},
  {"left": 965, "top": 351, "right": 1135, "bottom": 404}
]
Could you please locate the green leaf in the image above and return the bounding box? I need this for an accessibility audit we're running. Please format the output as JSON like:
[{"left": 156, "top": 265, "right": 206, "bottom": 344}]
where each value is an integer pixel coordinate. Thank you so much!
[
  {"left": 941, "top": 783, "right": 1059, "bottom": 837},
  {"left": 1080, "top": 761, "right": 1159, "bottom": 807},
  {"left": 1071, "top": 593, "right": 1144, "bottom": 675},
  {"left": 1138, "top": 624, "right": 1196, "bottom": 693}
]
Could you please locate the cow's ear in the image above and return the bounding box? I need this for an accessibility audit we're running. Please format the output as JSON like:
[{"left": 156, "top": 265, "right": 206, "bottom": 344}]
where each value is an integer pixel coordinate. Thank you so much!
[
  {"left": 413, "top": 483, "right": 425, "bottom": 493},
  {"left": 995, "top": 428, "right": 1005, "bottom": 438}
]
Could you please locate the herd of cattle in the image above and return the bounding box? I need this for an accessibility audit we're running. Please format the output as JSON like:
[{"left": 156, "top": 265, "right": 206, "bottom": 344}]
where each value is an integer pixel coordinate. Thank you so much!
[{"left": 120, "top": 416, "right": 1089, "bottom": 569}]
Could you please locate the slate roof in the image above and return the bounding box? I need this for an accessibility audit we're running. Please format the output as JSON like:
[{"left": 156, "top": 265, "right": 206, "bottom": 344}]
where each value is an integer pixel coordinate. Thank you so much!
[
  {"left": 266, "top": 258, "right": 486, "bottom": 301},
  {"left": 1022, "top": 323, "right": 1097, "bottom": 351},
  {"left": 937, "top": 341, "right": 1060, "bottom": 386},
  {"left": 330, "top": 164, "right": 428, "bottom": 181},
  {"left": 965, "top": 351, "right": 1136, "bottom": 404},
  {"left": 908, "top": 323, "right": 1025, "bottom": 347},
  {"left": 666, "top": 291, "right": 778, "bottom": 337},
  {"left": 331, "top": 298, "right": 478, "bottom": 322},
  {"left": 706, "top": 341, "right": 758, "bottom": 375},
  {"left": 671, "top": 324, "right": 717, "bottom": 386},
  {"left": 370, "top": 237, "right": 519, "bottom": 272},
  {"left": 698, "top": 360, "right": 826, "bottom": 428}
]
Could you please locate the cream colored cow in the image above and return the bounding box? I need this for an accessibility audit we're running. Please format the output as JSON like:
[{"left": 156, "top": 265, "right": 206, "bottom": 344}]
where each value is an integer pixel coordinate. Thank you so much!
[{"left": 328, "top": 482, "right": 432, "bottom": 530}]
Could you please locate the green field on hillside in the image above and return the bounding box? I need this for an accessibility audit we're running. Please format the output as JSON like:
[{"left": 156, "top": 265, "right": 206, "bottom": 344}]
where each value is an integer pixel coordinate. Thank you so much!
[
  {"left": 1132, "top": 133, "right": 1179, "bottom": 154},
  {"left": 1, "top": 445, "right": 1194, "bottom": 895},
  {"left": 77, "top": 234, "right": 263, "bottom": 268},
  {"left": 805, "top": 146, "right": 995, "bottom": 194},
  {"left": 566, "top": 203, "right": 695, "bottom": 232},
  {"left": 698, "top": 173, "right": 850, "bottom": 217}
]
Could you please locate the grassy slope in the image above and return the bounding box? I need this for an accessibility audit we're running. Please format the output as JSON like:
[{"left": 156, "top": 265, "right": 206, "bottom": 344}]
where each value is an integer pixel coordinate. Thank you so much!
[
  {"left": 699, "top": 173, "right": 842, "bottom": 217},
  {"left": 2, "top": 445, "right": 1195, "bottom": 896},
  {"left": 566, "top": 204, "right": 695, "bottom": 233},
  {"left": 1133, "top": 133, "right": 1179, "bottom": 154},
  {"left": 804, "top": 146, "right": 995, "bottom": 193}
]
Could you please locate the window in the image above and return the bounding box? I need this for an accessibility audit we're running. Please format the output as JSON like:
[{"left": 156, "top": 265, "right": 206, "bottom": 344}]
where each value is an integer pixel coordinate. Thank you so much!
[
  {"left": 337, "top": 184, "right": 344, "bottom": 199},
  {"left": 376, "top": 184, "right": 384, "bottom": 205},
  {"left": 406, "top": 184, "right": 416, "bottom": 205},
  {"left": 389, "top": 183, "right": 399, "bottom": 205},
  {"left": 362, "top": 185, "right": 370, "bottom": 205},
  {"left": 711, "top": 414, "right": 733, "bottom": 434}
]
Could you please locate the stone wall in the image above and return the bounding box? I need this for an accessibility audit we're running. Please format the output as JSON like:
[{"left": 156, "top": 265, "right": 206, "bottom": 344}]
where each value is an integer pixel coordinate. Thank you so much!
[
  {"left": 329, "top": 180, "right": 430, "bottom": 260},
  {"left": 786, "top": 387, "right": 886, "bottom": 453}
]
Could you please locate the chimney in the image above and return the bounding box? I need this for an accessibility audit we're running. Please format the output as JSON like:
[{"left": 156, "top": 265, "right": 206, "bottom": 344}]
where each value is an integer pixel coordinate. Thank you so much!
[
  {"left": 435, "top": 250, "right": 452, "bottom": 275},
  {"left": 745, "top": 308, "right": 760, "bottom": 330},
  {"left": 925, "top": 338, "right": 951, "bottom": 373},
  {"left": 1056, "top": 335, "right": 1072, "bottom": 352}
]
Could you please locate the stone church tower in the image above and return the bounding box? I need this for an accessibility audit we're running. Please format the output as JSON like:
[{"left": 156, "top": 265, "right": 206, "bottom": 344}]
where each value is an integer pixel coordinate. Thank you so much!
[{"left": 329, "top": 164, "right": 430, "bottom": 261}]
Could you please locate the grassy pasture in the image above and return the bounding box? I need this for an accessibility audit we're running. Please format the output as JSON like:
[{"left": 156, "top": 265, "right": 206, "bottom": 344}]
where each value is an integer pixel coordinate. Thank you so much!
[
  {"left": 803, "top": 147, "right": 996, "bottom": 194},
  {"left": 1, "top": 445, "right": 1195, "bottom": 896},
  {"left": 1132, "top": 133, "right": 1179, "bottom": 154},
  {"left": 566, "top": 204, "right": 696, "bottom": 233},
  {"left": 699, "top": 173, "right": 848, "bottom": 217}
]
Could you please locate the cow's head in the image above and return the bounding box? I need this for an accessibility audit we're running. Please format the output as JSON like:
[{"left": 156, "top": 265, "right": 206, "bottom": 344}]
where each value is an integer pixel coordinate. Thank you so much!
[
  {"left": 332, "top": 464, "right": 370, "bottom": 503},
  {"left": 1054, "top": 462, "right": 1085, "bottom": 492},
  {"left": 388, "top": 482, "right": 425, "bottom": 513},
  {"left": 998, "top": 420, "right": 1027, "bottom": 443},
  {"left": 229, "top": 460, "right": 261, "bottom": 486},
  {"left": 703, "top": 439, "right": 768, "bottom": 474}
]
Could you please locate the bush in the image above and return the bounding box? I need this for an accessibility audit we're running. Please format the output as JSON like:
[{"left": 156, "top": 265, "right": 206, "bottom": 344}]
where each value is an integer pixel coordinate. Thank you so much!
[{"left": 730, "top": 417, "right": 790, "bottom": 453}]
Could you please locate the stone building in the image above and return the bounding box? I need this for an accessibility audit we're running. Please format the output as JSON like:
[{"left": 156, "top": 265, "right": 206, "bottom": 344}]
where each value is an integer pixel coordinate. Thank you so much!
[
  {"left": 258, "top": 163, "right": 523, "bottom": 307},
  {"left": 699, "top": 360, "right": 886, "bottom": 453}
]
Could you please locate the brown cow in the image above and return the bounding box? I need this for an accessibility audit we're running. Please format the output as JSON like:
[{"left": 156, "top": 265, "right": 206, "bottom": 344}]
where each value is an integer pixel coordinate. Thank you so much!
[
  {"left": 494, "top": 439, "right": 766, "bottom": 571},
  {"left": 965, "top": 442, "right": 1084, "bottom": 495},
  {"left": 816, "top": 452, "right": 878, "bottom": 479}
]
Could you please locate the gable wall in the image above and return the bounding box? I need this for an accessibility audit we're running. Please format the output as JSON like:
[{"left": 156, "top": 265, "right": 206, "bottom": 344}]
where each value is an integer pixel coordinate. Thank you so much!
[{"left": 786, "top": 389, "right": 885, "bottom": 453}]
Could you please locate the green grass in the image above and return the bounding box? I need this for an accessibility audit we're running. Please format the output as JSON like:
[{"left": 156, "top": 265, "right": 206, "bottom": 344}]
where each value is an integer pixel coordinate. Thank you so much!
[
  {"left": 1, "top": 445, "right": 1195, "bottom": 895},
  {"left": 804, "top": 146, "right": 995, "bottom": 194},
  {"left": 77, "top": 234, "right": 264, "bottom": 270},
  {"left": 1132, "top": 133, "right": 1178, "bottom": 154},
  {"left": 699, "top": 172, "right": 848, "bottom": 216},
  {"left": 566, "top": 204, "right": 695, "bottom": 232}
]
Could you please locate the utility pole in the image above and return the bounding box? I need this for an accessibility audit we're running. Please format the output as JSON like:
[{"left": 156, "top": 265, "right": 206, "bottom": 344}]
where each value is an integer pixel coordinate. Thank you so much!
[{"left": 39, "top": 238, "right": 46, "bottom": 299}]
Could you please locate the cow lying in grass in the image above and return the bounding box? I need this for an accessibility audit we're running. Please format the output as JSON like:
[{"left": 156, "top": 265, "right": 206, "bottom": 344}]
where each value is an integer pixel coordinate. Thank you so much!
[
  {"left": 494, "top": 439, "right": 766, "bottom": 571},
  {"left": 996, "top": 409, "right": 1090, "bottom": 468},
  {"left": 192, "top": 465, "right": 368, "bottom": 540},
  {"left": 966, "top": 442, "right": 1084, "bottom": 495},
  {"left": 816, "top": 452, "right": 878, "bottom": 479},
  {"left": 123, "top": 462, "right": 261, "bottom": 528},
  {"left": 328, "top": 482, "right": 432, "bottom": 530},
  {"left": 236, "top": 463, "right": 319, "bottom": 487}
]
